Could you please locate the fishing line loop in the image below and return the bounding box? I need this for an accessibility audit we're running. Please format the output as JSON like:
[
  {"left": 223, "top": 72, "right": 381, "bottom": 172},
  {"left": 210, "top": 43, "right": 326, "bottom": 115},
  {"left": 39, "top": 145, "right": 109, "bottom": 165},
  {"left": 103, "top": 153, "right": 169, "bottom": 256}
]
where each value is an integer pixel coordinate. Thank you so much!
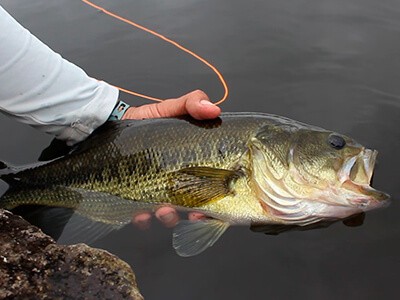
[{"left": 81, "top": 0, "right": 229, "bottom": 105}]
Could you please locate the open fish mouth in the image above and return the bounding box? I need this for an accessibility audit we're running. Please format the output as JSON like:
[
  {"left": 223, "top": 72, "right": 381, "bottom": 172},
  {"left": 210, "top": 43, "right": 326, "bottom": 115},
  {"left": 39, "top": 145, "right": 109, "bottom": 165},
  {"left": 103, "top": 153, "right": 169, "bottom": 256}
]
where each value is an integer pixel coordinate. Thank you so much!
[
  {"left": 350, "top": 149, "right": 377, "bottom": 184},
  {"left": 341, "top": 149, "right": 390, "bottom": 209}
]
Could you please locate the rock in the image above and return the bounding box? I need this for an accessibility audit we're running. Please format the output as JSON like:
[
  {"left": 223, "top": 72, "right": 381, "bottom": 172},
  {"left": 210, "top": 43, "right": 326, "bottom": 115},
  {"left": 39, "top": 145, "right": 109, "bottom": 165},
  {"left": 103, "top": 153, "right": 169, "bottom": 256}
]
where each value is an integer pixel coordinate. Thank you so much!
[{"left": 0, "top": 209, "right": 143, "bottom": 300}]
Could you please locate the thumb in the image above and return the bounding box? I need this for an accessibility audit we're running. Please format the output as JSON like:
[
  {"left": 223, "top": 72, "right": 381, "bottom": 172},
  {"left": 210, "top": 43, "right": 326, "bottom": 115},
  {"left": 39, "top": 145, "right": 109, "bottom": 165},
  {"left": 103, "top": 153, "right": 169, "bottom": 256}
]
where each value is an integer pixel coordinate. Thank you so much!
[{"left": 122, "top": 90, "right": 221, "bottom": 120}]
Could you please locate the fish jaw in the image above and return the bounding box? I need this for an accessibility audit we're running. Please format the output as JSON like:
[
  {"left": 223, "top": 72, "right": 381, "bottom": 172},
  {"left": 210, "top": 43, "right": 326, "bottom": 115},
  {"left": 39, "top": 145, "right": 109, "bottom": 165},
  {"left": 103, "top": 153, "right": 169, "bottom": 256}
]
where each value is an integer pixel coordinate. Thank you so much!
[
  {"left": 340, "top": 180, "right": 390, "bottom": 211},
  {"left": 339, "top": 149, "right": 390, "bottom": 210}
]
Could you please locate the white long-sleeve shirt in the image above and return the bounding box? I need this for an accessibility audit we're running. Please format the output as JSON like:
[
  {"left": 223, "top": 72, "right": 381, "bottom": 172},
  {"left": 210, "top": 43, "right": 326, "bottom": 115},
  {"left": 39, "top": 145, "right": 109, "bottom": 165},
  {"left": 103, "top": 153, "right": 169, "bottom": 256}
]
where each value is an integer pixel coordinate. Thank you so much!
[{"left": 0, "top": 5, "right": 119, "bottom": 145}]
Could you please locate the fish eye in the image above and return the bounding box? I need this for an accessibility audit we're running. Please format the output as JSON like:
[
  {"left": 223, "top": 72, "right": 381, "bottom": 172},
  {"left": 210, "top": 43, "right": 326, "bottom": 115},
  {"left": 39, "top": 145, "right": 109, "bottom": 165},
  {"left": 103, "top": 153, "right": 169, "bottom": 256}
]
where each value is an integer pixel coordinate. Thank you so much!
[{"left": 328, "top": 134, "right": 346, "bottom": 150}]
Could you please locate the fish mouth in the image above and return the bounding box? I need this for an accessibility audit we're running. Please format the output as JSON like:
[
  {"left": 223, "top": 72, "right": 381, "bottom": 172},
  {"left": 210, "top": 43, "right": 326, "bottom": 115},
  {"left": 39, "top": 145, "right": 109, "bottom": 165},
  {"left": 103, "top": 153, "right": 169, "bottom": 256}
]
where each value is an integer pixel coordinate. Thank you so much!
[
  {"left": 350, "top": 149, "right": 376, "bottom": 184},
  {"left": 341, "top": 149, "right": 390, "bottom": 209}
]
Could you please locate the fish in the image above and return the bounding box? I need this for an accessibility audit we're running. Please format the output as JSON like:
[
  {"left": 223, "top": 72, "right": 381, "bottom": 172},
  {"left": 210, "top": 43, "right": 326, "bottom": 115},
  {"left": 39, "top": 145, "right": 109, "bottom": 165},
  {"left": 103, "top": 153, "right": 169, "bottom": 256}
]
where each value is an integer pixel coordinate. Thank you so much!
[{"left": 0, "top": 112, "right": 390, "bottom": 256}]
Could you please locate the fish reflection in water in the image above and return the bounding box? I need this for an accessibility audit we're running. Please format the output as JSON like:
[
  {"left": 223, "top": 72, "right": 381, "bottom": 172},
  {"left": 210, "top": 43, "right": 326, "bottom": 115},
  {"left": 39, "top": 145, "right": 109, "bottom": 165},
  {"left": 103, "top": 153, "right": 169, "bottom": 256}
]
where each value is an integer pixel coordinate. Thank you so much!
[
  {"left": 251, "top": 212, "right": 365, "bottom": 235},
  {"left": 0, "top": 113, "right": 390, "bottom": 257}
]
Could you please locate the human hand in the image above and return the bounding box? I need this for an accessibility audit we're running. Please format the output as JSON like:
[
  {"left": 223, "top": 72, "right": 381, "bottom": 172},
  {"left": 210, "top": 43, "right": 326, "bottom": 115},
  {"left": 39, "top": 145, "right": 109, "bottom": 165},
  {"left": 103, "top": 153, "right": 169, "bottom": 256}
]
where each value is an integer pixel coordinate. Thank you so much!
[
  {"left": 122, "top": 89, "right": 221, "bottom": 120},
  {"left": 122, "top": 90, "right": 220, "bottom": 228}
]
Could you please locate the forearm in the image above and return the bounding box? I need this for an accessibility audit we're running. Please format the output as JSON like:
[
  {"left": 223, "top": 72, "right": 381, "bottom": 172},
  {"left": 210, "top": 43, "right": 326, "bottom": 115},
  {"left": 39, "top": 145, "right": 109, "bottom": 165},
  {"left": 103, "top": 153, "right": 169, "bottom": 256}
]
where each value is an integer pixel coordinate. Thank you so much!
[{"left": 0, "top": 5, "right": 118, "bottom": 145}]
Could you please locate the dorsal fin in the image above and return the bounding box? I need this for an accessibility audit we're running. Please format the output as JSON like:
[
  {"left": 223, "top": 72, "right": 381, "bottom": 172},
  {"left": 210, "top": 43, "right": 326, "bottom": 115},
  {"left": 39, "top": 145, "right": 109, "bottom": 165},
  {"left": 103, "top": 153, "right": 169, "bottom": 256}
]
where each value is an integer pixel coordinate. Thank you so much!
[{"left": 38, "top": 138, "right": 73, "bottom": 161}]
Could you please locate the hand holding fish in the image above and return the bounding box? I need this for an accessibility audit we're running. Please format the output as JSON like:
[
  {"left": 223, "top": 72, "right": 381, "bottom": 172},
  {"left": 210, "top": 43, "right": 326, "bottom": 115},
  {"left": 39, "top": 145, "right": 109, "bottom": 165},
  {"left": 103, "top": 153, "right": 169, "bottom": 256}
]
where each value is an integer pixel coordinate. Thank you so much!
[
  {"left": 122, "top": 89, "right": 221, "bottom": 120},
  {"left": 122, "top": 89, "right": 220, "bottom": 228}
]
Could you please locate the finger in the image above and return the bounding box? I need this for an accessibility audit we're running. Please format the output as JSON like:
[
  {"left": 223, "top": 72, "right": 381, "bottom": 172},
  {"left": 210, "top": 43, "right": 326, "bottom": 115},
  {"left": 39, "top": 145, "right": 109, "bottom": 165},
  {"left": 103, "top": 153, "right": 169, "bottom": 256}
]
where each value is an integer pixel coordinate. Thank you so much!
[
  {"left": 184, "top": 90, "right": 221, "bottom": 120},
  {"left": 122, "top": 90, "right": 220, "bottom": 120},
  {"left": 155, "top": 207, "right": 179, "bottom": 228},
  {"left": 188, "top": 212, "right": 206, "bottom": 221},
  {"left": 132, "top": 212, "right": 152, "bottom": 230}
]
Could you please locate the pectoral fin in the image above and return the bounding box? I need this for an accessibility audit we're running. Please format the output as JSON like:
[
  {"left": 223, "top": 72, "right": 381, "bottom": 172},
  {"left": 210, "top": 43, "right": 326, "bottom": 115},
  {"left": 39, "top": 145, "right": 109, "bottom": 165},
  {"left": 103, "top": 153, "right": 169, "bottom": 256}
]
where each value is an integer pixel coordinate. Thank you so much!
[
  {"left": 168, "top": 167, "right": 241, "bottom": 207},
  {"left": 172, "top": 219, "right": 230, "bottom": 257}
]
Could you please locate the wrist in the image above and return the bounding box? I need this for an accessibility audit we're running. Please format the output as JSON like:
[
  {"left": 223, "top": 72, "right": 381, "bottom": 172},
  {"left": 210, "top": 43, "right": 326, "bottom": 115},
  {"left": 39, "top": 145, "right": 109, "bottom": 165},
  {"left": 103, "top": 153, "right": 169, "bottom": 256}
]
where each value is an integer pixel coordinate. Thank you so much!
[{"left": 108, "top": 100, "right": 130, "bottom": 121}]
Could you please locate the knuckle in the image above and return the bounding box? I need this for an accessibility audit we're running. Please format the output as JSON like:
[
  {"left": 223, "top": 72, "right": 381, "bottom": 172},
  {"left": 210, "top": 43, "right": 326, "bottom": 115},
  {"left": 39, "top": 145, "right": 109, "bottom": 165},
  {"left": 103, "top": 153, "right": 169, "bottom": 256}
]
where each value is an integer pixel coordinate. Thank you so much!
[
  {"left": 191, "top": 89, "right": 207, "bottom": 98},
  {"left": 151, "top": 103, "right": 163, "bottom": 118}
]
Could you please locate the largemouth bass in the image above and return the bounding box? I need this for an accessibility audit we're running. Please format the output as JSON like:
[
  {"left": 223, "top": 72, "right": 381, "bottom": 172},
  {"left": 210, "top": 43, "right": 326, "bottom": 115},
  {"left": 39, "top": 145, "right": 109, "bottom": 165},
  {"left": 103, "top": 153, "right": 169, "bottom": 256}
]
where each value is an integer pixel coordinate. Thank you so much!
[{"left": 0, "top": 113, "right": 389, "bottom": 256}]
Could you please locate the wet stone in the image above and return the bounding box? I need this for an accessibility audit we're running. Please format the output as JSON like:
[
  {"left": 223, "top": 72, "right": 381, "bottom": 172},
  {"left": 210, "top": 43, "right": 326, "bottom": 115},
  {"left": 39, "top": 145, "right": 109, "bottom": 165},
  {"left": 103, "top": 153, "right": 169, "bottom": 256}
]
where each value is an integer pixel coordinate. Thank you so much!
[{"left": 0, "top": 209, "right": 143, "bottom": 300}]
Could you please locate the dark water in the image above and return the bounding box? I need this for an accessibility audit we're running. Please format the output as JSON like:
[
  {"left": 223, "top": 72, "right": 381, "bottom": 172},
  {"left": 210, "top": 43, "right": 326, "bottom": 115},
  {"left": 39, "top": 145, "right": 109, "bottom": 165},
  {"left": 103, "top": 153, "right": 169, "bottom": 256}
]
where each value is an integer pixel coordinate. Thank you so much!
[{"left": 1, "top": 0, "right": 399, "bottom": 299}]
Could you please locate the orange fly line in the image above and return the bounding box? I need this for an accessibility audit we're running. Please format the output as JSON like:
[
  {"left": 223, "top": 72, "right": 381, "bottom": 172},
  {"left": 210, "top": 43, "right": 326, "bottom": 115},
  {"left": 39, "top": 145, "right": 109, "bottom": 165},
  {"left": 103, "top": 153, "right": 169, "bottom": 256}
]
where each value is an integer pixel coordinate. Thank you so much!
[{"left": 81, "top": 0, "right": 229, "bottom": 105}]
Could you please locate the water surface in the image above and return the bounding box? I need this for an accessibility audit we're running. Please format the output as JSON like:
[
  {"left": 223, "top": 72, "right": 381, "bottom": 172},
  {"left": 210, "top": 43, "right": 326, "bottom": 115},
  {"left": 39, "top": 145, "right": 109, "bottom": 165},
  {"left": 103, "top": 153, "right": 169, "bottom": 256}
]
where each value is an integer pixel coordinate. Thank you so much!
[{"left": 1, "top": 0, "right": 399, "bottom": 299}]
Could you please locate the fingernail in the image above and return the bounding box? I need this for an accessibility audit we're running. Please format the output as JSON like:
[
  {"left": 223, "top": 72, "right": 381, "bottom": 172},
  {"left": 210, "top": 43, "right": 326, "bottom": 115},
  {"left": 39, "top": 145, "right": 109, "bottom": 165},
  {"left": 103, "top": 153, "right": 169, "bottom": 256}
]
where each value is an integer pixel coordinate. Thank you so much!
[
  {"left": 200, "top": 100, "right": 215, "bottom": 106},
  {"left": 160, "top": 212, "right": 176, "bottom": 222}
]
